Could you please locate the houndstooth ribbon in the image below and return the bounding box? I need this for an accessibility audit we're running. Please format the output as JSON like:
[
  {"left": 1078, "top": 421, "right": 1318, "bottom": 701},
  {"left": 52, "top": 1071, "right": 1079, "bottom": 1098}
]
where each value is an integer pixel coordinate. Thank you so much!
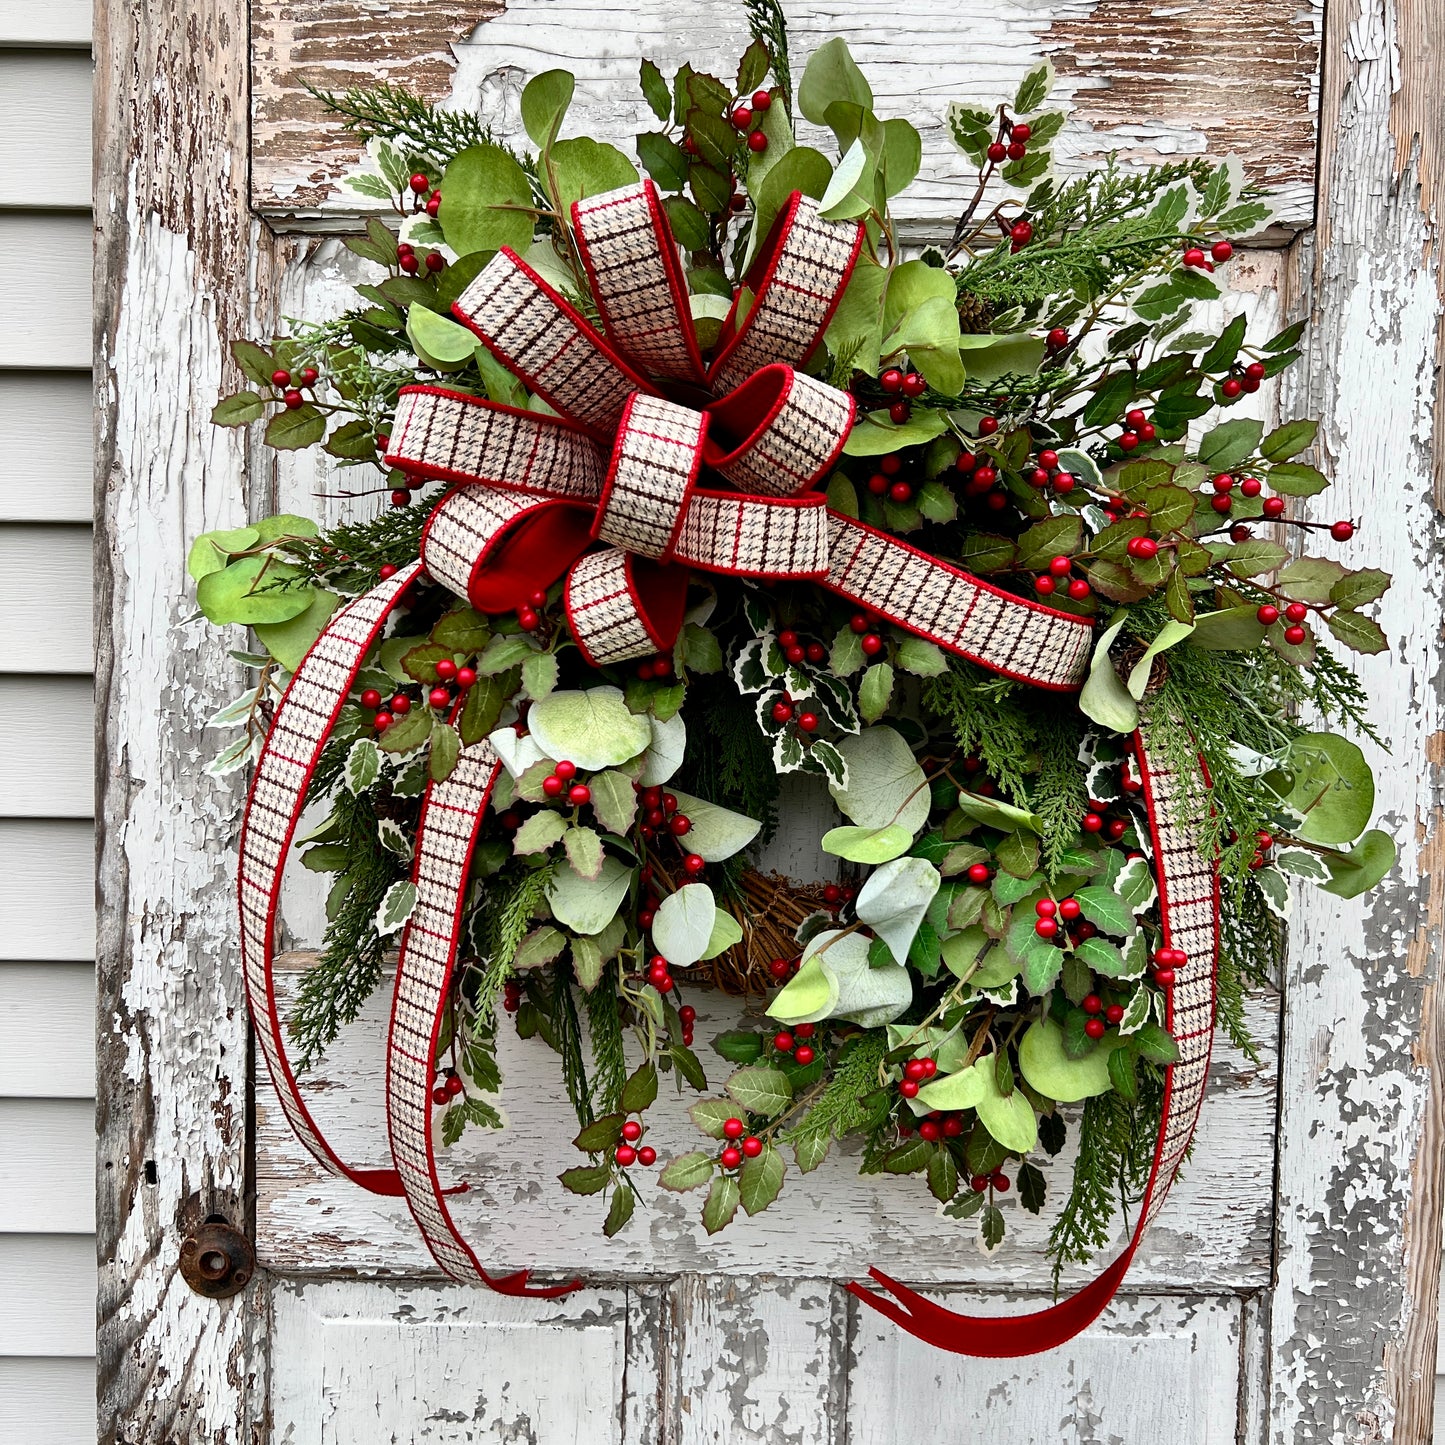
[{"left": 239, "top": 177, "right": 1215, "bottom": 1333}]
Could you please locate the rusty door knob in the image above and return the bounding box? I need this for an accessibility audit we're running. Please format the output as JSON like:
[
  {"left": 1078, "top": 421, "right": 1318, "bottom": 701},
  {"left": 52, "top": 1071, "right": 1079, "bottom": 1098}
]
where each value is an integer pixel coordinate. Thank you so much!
[{"left": 178, "top": 1220, "right": 255, "bottom": 1298}]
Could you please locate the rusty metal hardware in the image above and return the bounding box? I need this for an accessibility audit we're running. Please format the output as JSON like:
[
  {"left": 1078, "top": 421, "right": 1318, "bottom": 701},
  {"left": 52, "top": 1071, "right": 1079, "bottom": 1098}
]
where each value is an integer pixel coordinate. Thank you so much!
[{"left": 178, "top": 1217, "right": 255, "bottom": 1298}]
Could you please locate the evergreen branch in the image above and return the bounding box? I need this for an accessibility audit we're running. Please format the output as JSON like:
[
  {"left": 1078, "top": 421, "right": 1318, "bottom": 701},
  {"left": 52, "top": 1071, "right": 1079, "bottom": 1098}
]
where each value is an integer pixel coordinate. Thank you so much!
[
  {"left": 744, "top": 0, "right": 793, "bottom": 118},
  {"left": 783, "top": 1031, "right": 890, "bottom": 1149},
  {"left": 550, "top": 963, "right": 595, "bottom": 1130},
  {"left": 306, "top": 81, "right": 504, "bottom": 167},
  {"left": 583, "top": 971, "right": 628, "bottom": 1114}
]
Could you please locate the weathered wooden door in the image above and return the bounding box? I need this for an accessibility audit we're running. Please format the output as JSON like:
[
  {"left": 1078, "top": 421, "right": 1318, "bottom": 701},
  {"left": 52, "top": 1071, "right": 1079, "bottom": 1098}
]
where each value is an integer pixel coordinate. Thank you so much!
[{"left": 96, "top": 1, "right": 1445, "bottom": 1441}]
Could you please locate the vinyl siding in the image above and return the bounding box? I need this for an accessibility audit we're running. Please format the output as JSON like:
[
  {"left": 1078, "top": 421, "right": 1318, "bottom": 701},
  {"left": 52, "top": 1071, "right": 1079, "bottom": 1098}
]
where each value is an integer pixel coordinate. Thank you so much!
[{"left": 0, "top": 14, "right": 95, "bottom": 1445}]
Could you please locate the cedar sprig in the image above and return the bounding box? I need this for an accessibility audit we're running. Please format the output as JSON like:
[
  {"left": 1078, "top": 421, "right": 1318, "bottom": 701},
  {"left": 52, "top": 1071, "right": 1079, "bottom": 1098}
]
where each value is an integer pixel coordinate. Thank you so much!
[
  {"left": 743, "top": 0, "right": 793, "bottom": 118},
  {"left": 306, "top": 81, "right": 506, "bottom": 168},
  {"left": 582, "top": 971, "right": 628, "bottom": 1116}
]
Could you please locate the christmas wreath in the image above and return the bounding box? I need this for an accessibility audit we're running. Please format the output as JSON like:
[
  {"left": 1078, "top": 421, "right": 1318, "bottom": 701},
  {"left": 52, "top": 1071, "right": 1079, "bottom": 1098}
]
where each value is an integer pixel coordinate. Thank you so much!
[{"left": 197, "top": 4, "right": 1393, "bottom": 1356}]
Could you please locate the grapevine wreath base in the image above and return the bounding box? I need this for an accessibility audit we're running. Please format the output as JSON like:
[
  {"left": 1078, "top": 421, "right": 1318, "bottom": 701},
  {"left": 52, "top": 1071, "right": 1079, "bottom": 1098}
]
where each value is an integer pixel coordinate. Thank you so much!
[{"left": 201, "top": 18, "right": 1393, "bottom": 1359}]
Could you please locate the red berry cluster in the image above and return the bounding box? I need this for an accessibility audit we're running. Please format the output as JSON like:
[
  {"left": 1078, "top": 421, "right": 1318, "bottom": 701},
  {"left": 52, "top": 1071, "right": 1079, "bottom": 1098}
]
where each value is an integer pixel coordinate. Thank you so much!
[
  {"left": 1115, "top": 407, "right": 1158, "bottom": 454},
  {"left": 1025, "top": 445, "right": 1077, "bottom": 496},
  {"left": 515, "top": 588, "right": 550, "bottom": 633},
  {"left": 729, "top": 88, "right": 772, "bottom": 154},
  {"left": 678, "top": 1003, "right": 697, "bottom": 1048},
  {"left": 1034, "top": 552, "right": 1091, "bottom": 601},
  {"left": 718, "top": 1114, "right": 766, "bottom": 1170},
  {"left": 1152, "top": 946, "right": 1188, "bottom": 986},
  {"left": 767, "top": 955, "right": 799, "bottom": 981},
  {"left": 1247, "top": 829, "right": 1274, "bottom": 871},
  {"left": 1181, "top": 239, "right": 1234, "bottom": 272},
  {"left": 877, "top": 368, "right": 927, "bottom": 423},
  {"left": 985, "top": 117, "right": 1034, "bottom": 168},
  {"left": 615, "top": 1116, "right": 658, "bottom": 1169},
  {"left": 776, "top": 629, "right": 827, "bottom": 667},
  {"left": 397, "top": 239, "right": 445, "bottom": 277},
  {"left": 503, "top": 979, "right": 522, "bottom": 1014},
  {"left": 637, "top": 652, "right": 675, "bottom": 682},
  {"left": 1032, "top": 894, "right": 1084, "bottom": 939},
  {"left": 429, "top": 1068, "right": 466, "bottom": 1106},
  {"left": 1080, "top": 799, "right": 1130, "bottom": 843},
  {"left": 865, "top": 450, "right": 918, "bottom": 505},
  {"left": 899, "top": 1109, "right": 968, "bottom": 1143},
  {"left": 636, "top": 786, "right": 691, "bottom": 846},
  {"left": 541, "top": 758, "right": 593, "bottom": 808},
  {"left": 896, "top": 1054, "right": 939, "bottom": 1098},
  {"left": 1081, "top": 992, "right": 1127, "bottom": 1040},
  {"left": 407, "top": 173, "right": 443, "bottom": 217},
  {"left": 646, "top": 954, "right": 674, "bottom": 993},
  {"left": 848, "top": 611, "right": 886, "bottom": 657},
  {"left": 772, "top": 1020, "right": 817, "bottom": 1067},
  {"left": 269, "top": 363, "right": 321, "bottom": 412},
  {"left": 821, "top": 880, "right": 856, "bottom": 912},
  {"left": 361, "top": 660, "right": 477, "bottom": 731},
  {"left": 955, "top": 448, "right": 1005, "bottom": 511},
  {"left": 970, "top": 1169, "right": 1011, "bottom": 1194}
]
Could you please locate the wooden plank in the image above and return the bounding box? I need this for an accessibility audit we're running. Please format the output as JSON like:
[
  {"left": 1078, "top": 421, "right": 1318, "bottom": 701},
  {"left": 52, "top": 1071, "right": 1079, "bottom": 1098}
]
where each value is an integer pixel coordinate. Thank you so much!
[
  {"left": 257, "top": 958, "right": 1277, "bottom": 1290},
  {"left": 0, "top": 53, "right": 91, "bottom": 207},
  {"left": 846, "top": 1291, "right": 1244, "bottom": 1441},
  {"left": 0, "top": 1099, "right": 95, "bottom": 1231},
  {"left": 0, "top": 820, "right": 93, "bottom": 960},
  {"left": 0, "top": 2, "right": 90, "bottom": 46},
  {"left": 0, "top": 215, "right": 90, "bottom": 368},
  {"left": 671, "top": 1275, "right": 843, "bottom": 1445},
  {"left": 0, "top": 373, "right": 94, "bottom": 523},
  {"left": 1267, "top": 0, "right": 1445, "bottom": 1438},
  {"left": 0, "top": 1357, "right": 96, "bottom": 1445},
  {"left": 0, "top": 678, "right": 94, "bottom": 816},
  {"left": 95, "top": 0, "right": 292, "bottom": 1432},
  {"left": 251, "top": 0, "right": 1319, "bottom": 235},
  {"left": 0, "top": 526, "right": 92, "bottom": 671},
  {"left": 0, "top": 964, "right": 94, "bottom": 1094},
  {"left": 0, "top": 1234, "right": 96, "bottom": 1355},
  {"left": 270, "top": 1278, "right": 661, "bottom": 1443}
]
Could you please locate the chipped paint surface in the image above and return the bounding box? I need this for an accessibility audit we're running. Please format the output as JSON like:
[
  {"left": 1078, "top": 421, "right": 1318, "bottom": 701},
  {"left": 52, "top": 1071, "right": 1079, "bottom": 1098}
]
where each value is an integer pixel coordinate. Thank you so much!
[
  {"left": 248, "top": 0, "right": 1318, "bottom": 235},
  {"left": 1268, "top": 0, "right": 1444, "bottom": 1436}
]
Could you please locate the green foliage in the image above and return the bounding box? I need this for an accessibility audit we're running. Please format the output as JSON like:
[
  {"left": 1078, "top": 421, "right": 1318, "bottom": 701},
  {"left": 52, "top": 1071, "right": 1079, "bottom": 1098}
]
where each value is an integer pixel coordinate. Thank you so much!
[{"left": 307, "top": 82, "right": 512, "bottom": 169}]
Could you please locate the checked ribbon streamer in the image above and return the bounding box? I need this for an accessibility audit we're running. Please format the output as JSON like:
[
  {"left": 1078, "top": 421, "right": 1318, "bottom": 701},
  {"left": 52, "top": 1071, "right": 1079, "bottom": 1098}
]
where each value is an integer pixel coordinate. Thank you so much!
[{"left": 236, "top": 178, "right": 1218, "bottom": 1347}]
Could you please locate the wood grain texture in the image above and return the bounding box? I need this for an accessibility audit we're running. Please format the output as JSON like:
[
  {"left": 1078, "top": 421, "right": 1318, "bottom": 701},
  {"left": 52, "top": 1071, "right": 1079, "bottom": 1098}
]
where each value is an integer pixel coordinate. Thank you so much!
[
  {"left": 0, "top": 52, "right": 91, "bottom": 207},
  {"left": 0, "top": 525, "right": 92, "bottom": 671},
  {"left": 0, "top": 678, "right": 95, "bottom": 816},
  {"left": 94, "top": 0, "right": 291, "bottom": 1435},
  {"left": 256, "top": 957, "right": 1277, "bottom": 1290},
  {"left": 0, "top": 373, "right": 94, "bottom": 523},
  {"left": 249, "top": 0, "right": 1318, "bottom": 235},
  {"left": 0, "top": 214, "right": 90, "bottom": 368},
  {"left": 0, "top": 1099, "right": 95, "bottom": 1231},
  {"left": 0, "top": 963, "right": 94, "bottom": 1094},
  {"left": 0, "top": 1357, "right": 95, "bottom": 1445},
  {"left": 269, "top": 1278, "right": 661, "bottom": 1443},
  {"left": 0, "top": 820, "right": 93, "bottom": 959},
  {"left": 1266, "top": 0, "right": 1445, "bottom": 1437},
  {"left": 0, "top": 1233, "right": 96, "bottom": 1355}
]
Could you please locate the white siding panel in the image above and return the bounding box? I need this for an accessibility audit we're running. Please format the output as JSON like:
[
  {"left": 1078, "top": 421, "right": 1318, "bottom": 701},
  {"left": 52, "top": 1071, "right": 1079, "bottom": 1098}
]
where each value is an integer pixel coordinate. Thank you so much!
[
  {"left": 0, "top": 373, "right": 93, "bottom": 523},
  {"left": 0, "top": 964, "right": 93, "bottom": 1094},
  {"left": 0, "top": 1100, "right": 93, "bottom": 1231},
  {"left": 0, "top": 3, "right": 90, "bottom": 46},
  {"left": 0, "top": 525, "right": 92, "bottom": 671},
  {"left": 0, "top": 821, "right": 93, "bottom": 959},
  {"left": 0, "top": 1235, "right": 94, "bottom": 1355},
  {"left": 0, "top": 1357, "right": 94, "bottom": 1445},
  {"left": 0, "top": 678, "right": 93, "bottom": 816},
  {"left": 0, "top": 215, "right": 90, "bottom": 368},
  {"left": 0, "top": 54, "right": 91, "bottom": 208}
]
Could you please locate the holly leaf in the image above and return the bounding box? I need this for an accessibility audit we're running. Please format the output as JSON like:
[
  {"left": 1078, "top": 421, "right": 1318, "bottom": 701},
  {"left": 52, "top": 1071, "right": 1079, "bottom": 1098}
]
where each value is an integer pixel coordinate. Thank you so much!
[
  {"left": 702, "top": 1173, "right": 741, "bottom": 1234},
  {"left": 726, "top": 1066, "right": 792, "bottom": 1117},
  {"left": 658, "top": 1150, "right": 714, "bottom": 1192},
  {"left": 738, "top": 1144, "right": 786, "bottom": 1216},
  {"left": 603, "top": 1184, "right": 636, "bottom": 1237},
  {"left": 560, "top": 1164, "right": 611, "bottom": 1196},
  {"left": 1018, "top": 1160, "right": 1046, "bottom": 1214},
  {"left": 927, "top": 1146, "right": 959, "bottom": 1202},
  {"left": 574, "top": 1113, "right": 626, "bottom": 1153},
  {"left": 1260, "top": 418, "right": 1318, "bottom": 461},
  {"left": 1326, "top": 610, "right": 1389, "bottom": 654}
]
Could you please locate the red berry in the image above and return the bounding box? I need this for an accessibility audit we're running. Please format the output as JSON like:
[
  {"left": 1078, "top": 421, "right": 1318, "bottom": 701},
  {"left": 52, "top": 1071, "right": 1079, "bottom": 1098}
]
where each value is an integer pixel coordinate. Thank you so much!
[
  {"left": 1222, "top": 378, "right": 1243, "bottom": 398},
  {"left": 1245, "top": 362, "right": 1267, "bottom": 381},
  {"left": 967, "top": 862, "right": 991, "bottom": 884},
  {"left": 373, "top": 711, "right": 393, "bottom": 731},
  {"left": 1240, "top": 476, "right": 1262, "bottom": 497},
  {"left": 391, "top": 695, "right": 411, "bottom": 714},
  {"left": 747, "top": 130, "right": 769, "bottom": 153},
  {"left": 542, "top": 775, "right": 564, "bottom": 798},
  {"left": 805, "top": 642, "right": 826, "bottom": 663},
  {"left": 1284, "top": 624, "right": 1307, "bottom": 645},
  {"left": 970, "top": 1174, "right": 990, "bottom": 1193},
  {"left": 879, "top": 368, "right": 904, "bottom": 394},
  {"left": 1034, "top": 575, "right": 1057, "bottom": 596},
  {"left": 905, "top": 1058, "right": 929, "bottom": 1080},
  {"left": 428, "top": 686, "right": 451, "bottom": 708},
  {"left": 399, "top": 253, "right": 419, "bottom": 273},
  {"left": 446, "top": 1073, "right": 464, "bottom": 1097},
  {"left": 270, "top": 368, "right": 291, "bottom": 387},
  {"left": 1230, "top": 524, "right": 1253, "bottom": 543},
  {"left": 1262, "top": 497, "right": 1286, "bottom": 519},
  {"left": 987, "top": 142, "right": 1007, "bottom": 163},
  {"left": 683, "top": 853, "right": 706, "bottom": 875},
  {"left": 888, "top": 480, "right": 913, "bottom": 503},
  {"left": 360, "top": 688, "right": 382, "bottom": 709},
  {"left": 798, "top": 712, "right": 819, "bottom": 732},
  {"left": 1035, "top": 917, "right": 1059, "bottom": 938},
  {"left": 731, "top": 103, "right": 753, "bottom": 129},
  {"left": 567, "top": 783, "right": 591, "bottom": 806},
  {"left": 1046, "top": 328, "right": 1068, "bottom": 351},
  {"left": 1126, "top": 536, "right": 1159, "bottom": 560},
  {"left": 1059, "top": 897, "right": 1081, "bottom": 921},
  {"left": 991, "top": 1171, "right": 1010, "bottom": 1192},
  {"left": 518, "top": 607, "right": 539, "bottom": 631},
  {"left": 1082, "top": 812, "right": 1104, "bottom": 833},
  {"left": 432, "top": 1086, "right": 450, "bottom": 1105},
  {"left": 1212, "top": 473, "right": 1235, "bottom": 493},
  {"left": 435, "top": 658, "right": 458, "bottom": 681},
  {"left": 888, "top": 401, "right": 911, "bottom": 423},
  {"left": 919, "top": 1120, "right": 941, "bottom": 1142},
  {"left": 752, "top": 89, "right": 772, "bottom": 110},
  {"left": 426, "top": 195, "right": 441, "bottom": 216},
  {"left": 669, "top": 814, "right": 691, "bottom": 836},
  {"left": 978, "top": 415, "right": 999, "bottom": 436},
  {"left": 720, "top": 1146, "right": 742, "bottom": 1169},
  {"left": 860, "top": 633, "right": 884, "bottom": 656},
  {"left": 1153, "top": 967, "right": 1176, "bottom": 986},
  {"left": 723, "top": 1117, "right": 745, "bottom": 1139},
  {"left": 409, "top": 172, "right": 430, "bottom": 194},
  {"left": 898, "top": 1078, "right": 920, "bottom": 1098},
  {"left": 794, "top": 1045, "right": 815, "bottom": 1065},
  {"left": 1038, "top": 449, "right": 1059, "bottom": 469},
  {"left": 774, "top": 1032, "right": 795, "bottom": 1053},
  {"left": 622, "top": 1120, "right": 643, "bottom": 1143},
  {"left": 741, "top": 1136, "right": 764, "bottom": 1158},
  {"left": 1082, "top": 993, "right": 1103, "bottom": 1015},
  {"left": 1036, "top": 898, "right": 1057, "bottom": 918},
  {"left": 1028, "top": 467, "right": 1050, "bottom": 488},
  {"left": 1211, "top": 240, "right": 1234, "bottom": 262},
  {"left": 772, "top": 700, "right": 794, "bottom": 723},
  {"left": 955, "top": 451, "right": 978, "bottom": 474},
  {"left": 973, "top": 464, "right": 999, "bottom": 487},
  {"left": 283, "top": 388, "right": 304, "bottom": 409},
  {"left": 1049, "top": 554, "right": 1072, "bottom": 577},
  {"left": 1006, "top": 141, "right": 1027, "bottom": 160},
  {"left": 1182, "top": 247, "right": 1206, "bottom": 268},
  {"left": 1211, "top": 494, "right": 1234, "bottom": 514},
  {"left": 1284, "top": 602, "right": 1308, "bottom": 623},
  {"left": 1257, "top": 604, "right": 1280, "bottom": 625},
  {"left": 866, "top": 473, "right": 889, "bottom": 496},
  {"left": 1084, "top": 1018, "right": 1107, "bottom": 1040},
  {"left": 652, "top": 971, "right": 674, "bottom": 993},
  {"left": 638, "top": 1146, "right": 657, "bottom": 1167},
  {"left": 1118, "top": 431, "right": 1139, "bottom": 452},
  {"left": 768, "top": 957, "right": 791, "bottom": 980},
  {"left": 1067, "top": 578, "right": 1091, "bottom": 600},
  {"left": 901, "top": 372, "right": 926, "bottom": 398},
  {"left": 425, "top": 252, "right": 445, "bottom": 273},
  {"left": 1106, "top": 818, "right": 1127, "bottom": 841},
  {"left": 1105, "top": 1004, "right": 1125, "bottom": 1024},
  {"left": 1011, "top": 123, "right": 1032, "bottom": 143},
  {"left": 796, "top": 1023, "right": 815, "bottom": 1040},
  {"left": 1331, "top": 520, "right": 1355, "bottom": 541}
]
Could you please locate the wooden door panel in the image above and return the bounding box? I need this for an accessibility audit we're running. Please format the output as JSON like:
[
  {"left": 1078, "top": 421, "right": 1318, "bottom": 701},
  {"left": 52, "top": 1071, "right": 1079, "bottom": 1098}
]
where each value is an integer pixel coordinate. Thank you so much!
[
  {"left": 271, "top": 1278, "right": 663, "bottom": 1443},
  {"left": 256, "top": 956, "right": 1276, "bottom": 1292},
  {"left": 249, "top": 0, "right": 1320, "bottom": 234}
]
